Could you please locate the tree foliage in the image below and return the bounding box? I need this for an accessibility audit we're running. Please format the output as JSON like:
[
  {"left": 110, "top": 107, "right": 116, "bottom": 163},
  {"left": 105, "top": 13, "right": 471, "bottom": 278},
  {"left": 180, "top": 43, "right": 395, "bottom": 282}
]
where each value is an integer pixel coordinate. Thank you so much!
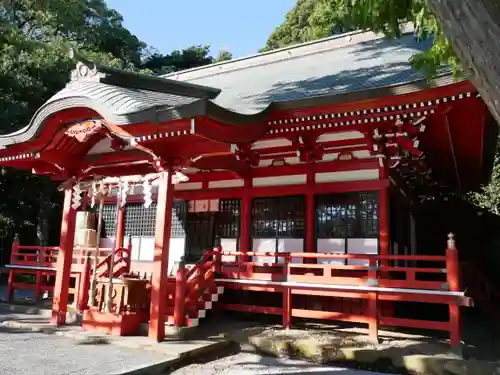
[
  {"left": 263, "top": 0, "right": 460, "bottom": 78},
  {"left": 0, "top": 0, "right": 230, "bottom": 244}
]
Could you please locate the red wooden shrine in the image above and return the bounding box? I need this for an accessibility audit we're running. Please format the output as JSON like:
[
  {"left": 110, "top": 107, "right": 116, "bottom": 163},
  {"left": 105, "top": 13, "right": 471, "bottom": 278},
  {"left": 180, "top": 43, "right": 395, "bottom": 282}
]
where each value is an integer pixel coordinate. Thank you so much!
[{"left": 0, "top": 29, "right": 495, "bottom": 346}]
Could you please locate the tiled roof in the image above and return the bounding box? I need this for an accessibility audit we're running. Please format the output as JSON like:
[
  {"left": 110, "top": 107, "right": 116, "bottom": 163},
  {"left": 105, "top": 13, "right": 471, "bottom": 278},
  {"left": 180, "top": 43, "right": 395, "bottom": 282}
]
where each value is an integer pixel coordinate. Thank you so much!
[{"left": 164, "top": 27, "right": 448, "bottom": 114}]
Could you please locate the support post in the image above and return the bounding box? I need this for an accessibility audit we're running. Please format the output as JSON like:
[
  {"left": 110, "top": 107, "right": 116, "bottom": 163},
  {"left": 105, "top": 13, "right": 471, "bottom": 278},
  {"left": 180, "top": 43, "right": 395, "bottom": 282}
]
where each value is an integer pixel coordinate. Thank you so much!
[
  {"left": 305, "top": 171, "right": 315, "bottom": 264},
  {"left": 115, "top": 206, "right": 126, "bottom": 249},
  {"left": 282, "top": 252, "right": 292, "bottom": 329},
  {"left": 379, "top": 163, "right": 390, "bottom": 268},
  {"left": 77, "top": 250, "right": 91, "bottom": 312},
  {"left": 51, "top": 186, "right": 77, "bottom": 325},
  {"left": 7, "top": 234, "right": 20, "bottom": 301},
  {"left": 173, "top": 257, "right": 186, "bottom": 328},
  {"left": 35, "top": 248, "right": 42, "bottom": 301},
  {"left": 213, "top": 235, "right": 222, "bottom": 274},
  {"left": 149, "top": 169, "right": 174, "bottom": 341},
  {"left": 125, "top": 233, "right": 132, "bottom": 273},
  {"left": 446, "top": 233, "right": 461, "bottom": 349},
  {"left": 239, "top": 178, "right": 251, "bottom": 262},
  {"left": 367, "top": 257, "right": 380, "bottom": 343}
]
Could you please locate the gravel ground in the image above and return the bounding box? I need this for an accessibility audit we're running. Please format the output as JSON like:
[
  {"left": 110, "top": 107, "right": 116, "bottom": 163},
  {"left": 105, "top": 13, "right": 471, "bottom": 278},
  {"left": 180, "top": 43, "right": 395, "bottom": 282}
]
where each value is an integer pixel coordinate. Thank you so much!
[
  {"left": 0, "top": 327, "right": 171, "bottom": 375},
  {"left": 170, "top": 352, "right": 392, "bottom": 375}
]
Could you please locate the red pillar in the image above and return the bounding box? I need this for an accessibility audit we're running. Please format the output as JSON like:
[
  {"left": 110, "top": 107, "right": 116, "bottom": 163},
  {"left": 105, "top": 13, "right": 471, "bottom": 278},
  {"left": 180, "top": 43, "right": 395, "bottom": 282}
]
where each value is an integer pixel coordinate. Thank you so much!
[
  {"left": 149, "top": 170, "right": 174, "bottom": 341},
  {"left": 379, "top": 165, "right": 390, "bottom": 266},
  {"left": 115, "top": 207, "right": 125, "bottom": 248},
  {"left": 239, "top": 178, "right": 252, "bottom": 260},
  {"left": 51, "top": 186, "right": 77, "bottom": 325},
  {"left": 446, "top": 233, "right": 461, "bottom": 348},
  {"left": 305, "top": 171, "right": 316, "bottom": 263}
]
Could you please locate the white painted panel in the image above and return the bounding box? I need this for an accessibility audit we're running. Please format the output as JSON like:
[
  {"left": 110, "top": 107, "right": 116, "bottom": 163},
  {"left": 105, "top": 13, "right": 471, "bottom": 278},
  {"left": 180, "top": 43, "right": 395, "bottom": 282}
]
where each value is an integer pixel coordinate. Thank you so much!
[
  {"left": 252, "top": 138, "right": 292, "bottom": 150},
  {"left": 315, "top": 169, "right": 379, "bottom": 183},
  {"left": 253, "top": 174, "right": 307, "bottom": 187},
  {"left": 347, "top": 238, "right": 378, "bottom": 266},
  {"left": 127, "top": 236, "right": 142, "bottom": 261},
  {"left": 174, "top": 182, "right": 202, "bottom": 191},
  {"left": 317, "top": 131, "right": 364, "bottom": 143},
  {"left": 138, "top": 237, "right": 155, "bottom": 261},
  {"left": 278, "top": 238, "right": 303, "bottom": 264},
  {"left": 168, "top": 237, "right": 186, "bottom": 276},
  {"left": 209, "top": 179, "right": 244, "bottom": 188},
  {"left": 99, "top": 237, "right": 115, "bottom": 249},
  {"left": 221, "top": 238, "right": 238, "bottom": 262},
  {"left": 252, "top": 238, "right": 277, "bottom": 264},
  {"left": 317, "top": 238, "right": 345, "bottom": 265}
]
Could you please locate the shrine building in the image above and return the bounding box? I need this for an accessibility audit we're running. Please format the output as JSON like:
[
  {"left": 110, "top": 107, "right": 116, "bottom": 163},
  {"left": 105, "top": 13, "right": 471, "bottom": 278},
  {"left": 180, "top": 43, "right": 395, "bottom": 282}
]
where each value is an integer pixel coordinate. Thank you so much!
[{"left": 0, "top": 25, "right": 494, "bottom": 344}]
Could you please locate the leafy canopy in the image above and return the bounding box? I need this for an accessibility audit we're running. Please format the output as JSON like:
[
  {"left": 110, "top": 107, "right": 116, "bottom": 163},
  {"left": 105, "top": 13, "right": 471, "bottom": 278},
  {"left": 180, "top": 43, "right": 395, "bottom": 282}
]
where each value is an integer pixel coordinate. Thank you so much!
[
  {"left": 263, "top": 0, "right": 461, "bottom": 78},
  {"left": 0, "top": 0, "right": 231, "bottom": 242}
]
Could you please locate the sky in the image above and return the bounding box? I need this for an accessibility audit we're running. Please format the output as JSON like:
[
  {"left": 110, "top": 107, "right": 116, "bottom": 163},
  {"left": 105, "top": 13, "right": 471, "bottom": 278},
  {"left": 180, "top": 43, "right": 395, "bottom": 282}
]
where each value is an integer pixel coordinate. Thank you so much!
[{"left": 105, "top": 0, "right": 297, "bottom": 59}]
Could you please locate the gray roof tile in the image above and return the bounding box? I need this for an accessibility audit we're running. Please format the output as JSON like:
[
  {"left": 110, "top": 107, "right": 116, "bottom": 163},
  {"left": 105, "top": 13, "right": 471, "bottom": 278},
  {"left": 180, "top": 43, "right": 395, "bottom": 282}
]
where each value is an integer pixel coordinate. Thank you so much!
[{"left": 164, "top": 29, "right": 438, "bottom": 114}]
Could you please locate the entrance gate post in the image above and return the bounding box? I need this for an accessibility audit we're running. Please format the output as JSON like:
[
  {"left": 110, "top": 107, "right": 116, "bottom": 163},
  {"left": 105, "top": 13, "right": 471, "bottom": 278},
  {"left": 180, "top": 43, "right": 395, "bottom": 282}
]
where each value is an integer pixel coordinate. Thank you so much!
[
  {"left": 149, "top": 169, "right": 174, "bottom": 341},
  {"left": 51, "top": 185, "right": 77, "bottom": 325}
]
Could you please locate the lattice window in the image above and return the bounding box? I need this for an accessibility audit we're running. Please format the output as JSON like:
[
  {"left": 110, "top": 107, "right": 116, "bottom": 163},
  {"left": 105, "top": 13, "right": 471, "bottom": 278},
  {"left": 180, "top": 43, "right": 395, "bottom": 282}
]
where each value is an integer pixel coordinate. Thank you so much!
[
  {"left": 252, "top": 196, "right": 305, "bottom": 238},
  {"left": 215, "top": 199, "right": 240, "bottom": 238},
  {"left": 171, "top": 201, "right": 187, "bottom": 238},
  {"left": 124, "top": 201, "right": 187, "bottom": 238},
  {"left": 100, "top": 204, "right": 117, "bottom": 238},
  {"left": 316, "top": 192, "right": 379, "bottom": 239},
  {"left": 316, "top": 195, "right": 347, "bottom": 238}
]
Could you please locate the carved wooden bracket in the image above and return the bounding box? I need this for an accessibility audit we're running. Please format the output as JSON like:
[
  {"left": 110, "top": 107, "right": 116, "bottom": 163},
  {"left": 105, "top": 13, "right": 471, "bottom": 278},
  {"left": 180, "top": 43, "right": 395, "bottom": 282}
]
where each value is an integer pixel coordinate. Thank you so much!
[{"left": 65, "top": 120, "right": 103, "bottom": 143}]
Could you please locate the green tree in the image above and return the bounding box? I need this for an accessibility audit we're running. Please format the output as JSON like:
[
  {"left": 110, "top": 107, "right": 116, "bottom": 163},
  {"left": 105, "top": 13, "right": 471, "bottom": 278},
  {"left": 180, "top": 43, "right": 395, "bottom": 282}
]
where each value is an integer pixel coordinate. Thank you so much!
[
  {"left": 0, "top": 0, "right": 229, "bottom": 245},
  {"left": 214, "top": 50, "right": 233, "bottom": 63},
  {"left": 265, "top": 0, "right": 500, "bottom": 132}
]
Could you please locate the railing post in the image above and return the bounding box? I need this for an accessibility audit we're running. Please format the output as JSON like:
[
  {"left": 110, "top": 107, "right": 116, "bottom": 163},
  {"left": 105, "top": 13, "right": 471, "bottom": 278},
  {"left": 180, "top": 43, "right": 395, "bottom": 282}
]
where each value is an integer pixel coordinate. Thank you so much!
[
  {"left": 213, "top": 235, "right": 222, "bottom": 274},
  {"left": 282, "top": 252, "right": 292, "bottom": 330},
  {"left": 126, "top": 234, "right": 132, "bottom": 273},
  {"left": 173, "top": 257, "right": 186, "bottom": 329},
  {"left": 446, "top": 233, "right": 461, "bottom": 349},
  {"left": 35, "top": 248, "right": 42, "bottom": 301},
  {"left": 7, "top": 234, "right": 20, "bottom": 301},
  {"left": 367, "top": 257, "right": 379, "bottom": 343},
  {"left": 77, "top": 250, "right": 92, "bottom": 312}
]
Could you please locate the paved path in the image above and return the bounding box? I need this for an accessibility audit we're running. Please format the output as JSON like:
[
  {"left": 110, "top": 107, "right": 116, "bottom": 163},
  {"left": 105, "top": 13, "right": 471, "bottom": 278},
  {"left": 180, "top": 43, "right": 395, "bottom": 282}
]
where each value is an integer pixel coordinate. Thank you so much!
[
  {"left": 171, "top": 352, "right": 391, "bottom": 375},
  {"left": 0, "top": 325, "right": 171, "bottom": 375}
]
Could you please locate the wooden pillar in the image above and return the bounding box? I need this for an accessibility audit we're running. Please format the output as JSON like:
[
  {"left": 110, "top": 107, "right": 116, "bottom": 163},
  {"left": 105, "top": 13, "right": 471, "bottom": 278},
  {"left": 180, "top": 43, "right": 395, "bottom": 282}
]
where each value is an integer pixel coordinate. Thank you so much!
[
  {"left": 379, "top": 165, "right": 390, "bottom": 266},
  {"left": 446, "top": 233, "right": 461, "bottom": 348},
  {"left": 149, "top": 169, "right": 174, "bottom": 341},
  {"left": 51, "top": 186, "right": 77, "bottom": 325},
  {"left": 115, "top": 207, "right": 125, "bottom": 248},
  {"left": 305, "top": 171, "right": 316, "bottom": 263},
  {"left": 239, "top": 178, "right": 252, "bottom": 260}
]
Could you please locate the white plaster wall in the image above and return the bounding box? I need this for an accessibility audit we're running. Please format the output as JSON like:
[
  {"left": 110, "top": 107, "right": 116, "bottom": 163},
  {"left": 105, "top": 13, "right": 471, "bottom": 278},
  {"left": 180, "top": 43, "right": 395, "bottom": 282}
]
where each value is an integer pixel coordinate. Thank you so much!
[
  {"left": 347, "top": 238, "right": 378, "bottom": 266},
  {"left": 221, "top": 238, "right": 238, "bottom": 262},
  {"left": 317, "top": 238, "right": 346, "bottom": 265},
  {"left": 125, "top": 236, "right": 185, "bottom": 274},
  {"left": 277, "top": 238, "right": 304, "bottom": 264},
  {"left": 252, "top": 238, "right": 277, "bottom": 264}
]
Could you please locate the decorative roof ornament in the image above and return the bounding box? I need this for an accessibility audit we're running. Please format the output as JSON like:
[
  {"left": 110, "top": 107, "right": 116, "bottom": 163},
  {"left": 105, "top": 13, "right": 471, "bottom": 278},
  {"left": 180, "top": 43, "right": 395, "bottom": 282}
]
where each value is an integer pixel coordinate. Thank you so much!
[{"left": 68, "top": 48, "right": 105, "bottom": 83}]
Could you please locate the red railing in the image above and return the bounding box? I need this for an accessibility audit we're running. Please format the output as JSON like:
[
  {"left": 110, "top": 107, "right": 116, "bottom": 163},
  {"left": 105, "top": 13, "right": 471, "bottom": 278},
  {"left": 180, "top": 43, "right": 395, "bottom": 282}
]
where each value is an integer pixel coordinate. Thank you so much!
[
  {"left": 211, "top": 236, "right": 468, "bottom": 347},
  {"left": 170, "top": 245, "right": 222, "bottom": 327},
  {"left": 6, "top": 236, "right": 132, "bottom": 311}
]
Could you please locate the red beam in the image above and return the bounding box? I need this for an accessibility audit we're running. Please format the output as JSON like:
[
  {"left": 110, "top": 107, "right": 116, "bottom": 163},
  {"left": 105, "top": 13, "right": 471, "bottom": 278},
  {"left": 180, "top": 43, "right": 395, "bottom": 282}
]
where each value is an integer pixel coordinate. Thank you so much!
[{"left": 175, "top": 179, "right": 388, "bottom": 200}]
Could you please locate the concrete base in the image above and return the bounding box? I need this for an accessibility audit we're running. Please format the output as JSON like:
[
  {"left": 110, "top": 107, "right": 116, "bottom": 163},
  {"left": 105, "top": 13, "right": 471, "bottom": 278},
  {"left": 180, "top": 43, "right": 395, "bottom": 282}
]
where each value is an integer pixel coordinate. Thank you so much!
[
  {"left": 138, "top": 322, "right": 199, "bottom": 341},
  {"left": 82, "top": 309, "right": 144, "bottom": 336}
]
